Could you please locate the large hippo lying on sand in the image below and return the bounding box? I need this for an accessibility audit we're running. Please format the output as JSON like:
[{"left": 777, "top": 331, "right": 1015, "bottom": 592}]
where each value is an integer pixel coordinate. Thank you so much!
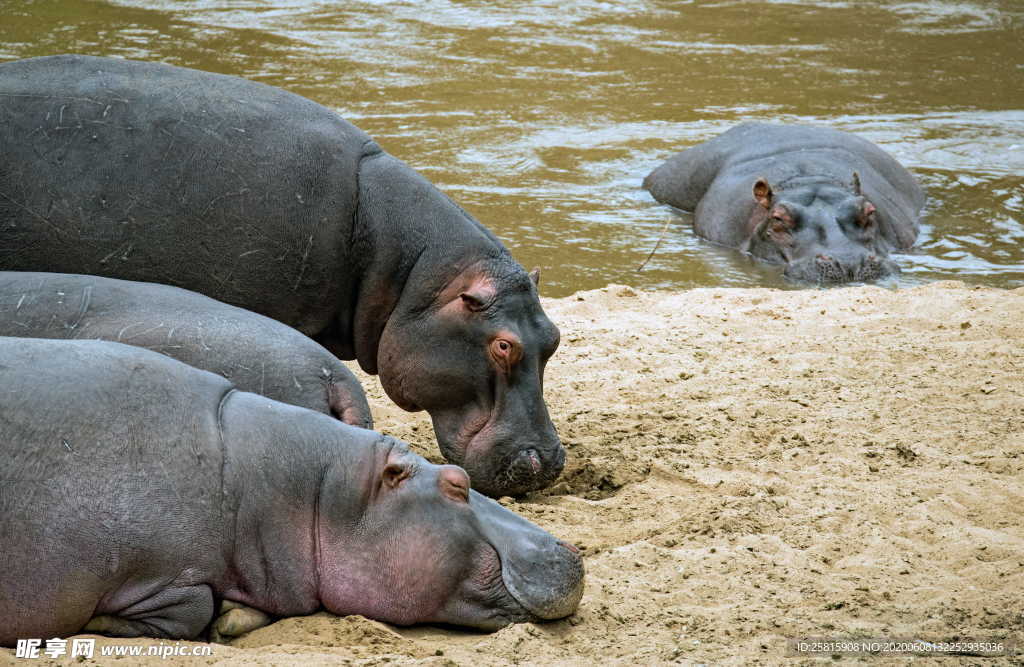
[
  {"left": 643, "top": 123, "right": 925, "bottom": 284},
  {"left": 0, "top": 271, "right": 372, "bottom": 428},
  {"left": 0, "top": 54, "right": 561, "bottom": 497},
  {"left": 0, "top": 337, "right": 584, "bottom": 646}
]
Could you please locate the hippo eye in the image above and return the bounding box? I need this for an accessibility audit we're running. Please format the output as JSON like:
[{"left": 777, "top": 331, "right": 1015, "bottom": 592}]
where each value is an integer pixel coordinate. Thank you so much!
[{"left": 490, "top": 337, "right": 522, "bottom": 372}]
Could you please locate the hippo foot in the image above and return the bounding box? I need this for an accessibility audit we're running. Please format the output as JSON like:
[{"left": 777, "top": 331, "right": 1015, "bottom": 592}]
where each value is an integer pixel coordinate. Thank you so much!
[{"left": 209, "top": 601, "right": 273, "bottom": 643}]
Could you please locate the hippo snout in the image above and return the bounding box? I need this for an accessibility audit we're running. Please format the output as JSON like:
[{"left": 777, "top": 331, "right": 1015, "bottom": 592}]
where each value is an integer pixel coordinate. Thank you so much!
[
  {"left": 499, "top": 444, "right": 566, "bottom": 497},
  {"left": 432, "top": 406, "right": 566, "bottom": 498},
  {"left": 481, "top": 440, "right": 565, "bottom": 497},
  {"left": 474, "top": 491, "right": 585, "bottom": 622},
  {"left": 503, "top": 538, "right": 585, "bottom": 620},
  {"left": 785, "top": 252, "right": 900, "bottom": 285}
]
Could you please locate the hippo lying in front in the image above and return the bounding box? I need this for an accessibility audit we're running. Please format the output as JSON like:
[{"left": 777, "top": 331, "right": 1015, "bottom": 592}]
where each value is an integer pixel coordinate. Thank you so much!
[
  {"left": 643, "top": 123, "right": 926, "bottom": 284},
  {"left": 0, "top": 54, "right": 562, "bottom": 497},
  {"left": 0, "top": 337, "right": 584, "bottom": 646},
  {"left": 0, "top": 271, "right": 372, "bottom": 428}
]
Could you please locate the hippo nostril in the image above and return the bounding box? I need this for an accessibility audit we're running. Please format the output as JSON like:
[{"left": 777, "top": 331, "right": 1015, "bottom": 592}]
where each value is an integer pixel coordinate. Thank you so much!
[{"left": 518, "top": 449, "right": 541, "bottom": 475}]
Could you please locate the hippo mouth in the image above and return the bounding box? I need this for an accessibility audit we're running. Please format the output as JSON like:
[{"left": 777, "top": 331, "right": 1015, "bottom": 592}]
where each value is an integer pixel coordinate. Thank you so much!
[
  {"left": 485, "top": 444, "right": 565, "bottom": 497},
  {"left": 444, "top": 537, "right": 583, "bottom": 631}
]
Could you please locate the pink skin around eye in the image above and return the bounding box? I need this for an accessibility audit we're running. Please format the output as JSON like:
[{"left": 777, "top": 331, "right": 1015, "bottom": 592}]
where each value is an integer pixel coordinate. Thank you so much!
[{"left": 490, "top": 336, "right": 522, "bottom": 370}]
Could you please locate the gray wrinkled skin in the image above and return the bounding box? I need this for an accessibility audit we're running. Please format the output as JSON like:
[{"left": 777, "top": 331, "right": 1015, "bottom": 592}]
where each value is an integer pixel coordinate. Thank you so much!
[
  {"left": 0, "top": 271, "right": 372, "bottom": 428},
  {"left": 644, "top": 123, "right": 926, "bottom": 285},
  {"left": 0, "top": 338, "right": 583, "bottom": 646}
]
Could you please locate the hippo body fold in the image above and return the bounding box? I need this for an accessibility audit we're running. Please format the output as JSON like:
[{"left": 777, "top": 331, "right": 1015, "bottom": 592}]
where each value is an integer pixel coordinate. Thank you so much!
[
  {"left": 0, "top": 271, "right": 372, "bottom": 428},
  {"left": 0, "top": 337, "right": 584, "bottom": 646},
  {"left": 0, "top": 54, "right": 563, "bottom": 497},
  {"left": 644, "top": 123, "right": 926, "bottom": 284}
]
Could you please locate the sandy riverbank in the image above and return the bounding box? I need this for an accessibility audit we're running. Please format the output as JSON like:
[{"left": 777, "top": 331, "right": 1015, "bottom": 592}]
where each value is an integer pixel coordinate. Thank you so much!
[{"left": 5, "top": 281, "right": 1022, "bottom": 665}]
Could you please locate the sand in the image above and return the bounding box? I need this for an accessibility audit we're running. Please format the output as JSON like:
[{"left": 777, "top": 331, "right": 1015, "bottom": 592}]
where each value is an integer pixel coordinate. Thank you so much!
[{"left": 4, "top": 281, "right": 1022, "bottom": 665}]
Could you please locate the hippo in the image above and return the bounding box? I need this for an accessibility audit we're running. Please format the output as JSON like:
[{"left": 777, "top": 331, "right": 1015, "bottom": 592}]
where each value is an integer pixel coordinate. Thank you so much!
[
  {"left": 0, "top": 271, "right": 372, "bottom": 428},
  {"left": 0, "top": 337, "right": 584, "bottom": 646},
  {"left": 643, "top": 123, "right": 926, "bottom": 284},
  {"left": 0, "top": 54, "right": 562, "bottom": 497}
]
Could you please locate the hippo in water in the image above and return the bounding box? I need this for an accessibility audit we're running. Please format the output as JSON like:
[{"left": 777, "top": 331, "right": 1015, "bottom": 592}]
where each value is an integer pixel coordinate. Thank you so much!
[
  {"left": 0, "top": 337, "right": 584, "bottom": 646},
  {"left": 0, "top": 54, "right": 562, "bottom": 497},
  {"left": 0, "top": 271, "right": 372, "bottom": 428},
  {"left": 643, "top": 123, "right": 926, "bottom": 284}
]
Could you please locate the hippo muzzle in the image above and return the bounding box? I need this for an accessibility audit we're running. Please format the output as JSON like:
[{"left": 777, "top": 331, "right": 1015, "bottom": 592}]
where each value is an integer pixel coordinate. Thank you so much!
[
  {"left": 784, "top": 251, "right": 901, "bottom": 285},
  {"left": 458, "top": 424, "right": 566, "bottom": 499},
  {"left": 473, "top": 491, "right": 584, "bottom": 620}
]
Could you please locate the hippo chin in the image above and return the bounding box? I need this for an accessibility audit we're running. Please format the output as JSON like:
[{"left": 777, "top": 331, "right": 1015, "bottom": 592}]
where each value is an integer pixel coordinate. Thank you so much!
[
  {"left": 643, "top": 123, "right": 926, "bottom": 285},
  {"left": 0, "top": 54, "right": 564, "bottom": 497},
  {"left": 0, "top": 338, "right": 583, "bottom": 645}
]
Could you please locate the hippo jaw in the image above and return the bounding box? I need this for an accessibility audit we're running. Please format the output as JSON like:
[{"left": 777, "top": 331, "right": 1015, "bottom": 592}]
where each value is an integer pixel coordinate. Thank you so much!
[{"left": 431, "top": 398, "right": 566, "bottom": 498}]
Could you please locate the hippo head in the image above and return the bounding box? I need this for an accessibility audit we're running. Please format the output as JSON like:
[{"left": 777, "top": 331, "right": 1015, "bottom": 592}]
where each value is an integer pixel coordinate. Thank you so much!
[
  {"left": 377, "top": 257, "right": 564, "bottom": 498},
  {"left": 742, "top": 174, "right": 900, "bottom": 284},
  {"left": 317, "top": 441, "right": 584, "bottom": 629}
]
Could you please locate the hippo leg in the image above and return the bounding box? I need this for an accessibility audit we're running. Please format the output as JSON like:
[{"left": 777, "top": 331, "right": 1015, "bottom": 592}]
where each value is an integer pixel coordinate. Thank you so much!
[
  {"left": 82, "top": 585, "right": 214, "bottom": 639},
  {"left": 209, "top": 601, "right": 274, "bottom": 643}
]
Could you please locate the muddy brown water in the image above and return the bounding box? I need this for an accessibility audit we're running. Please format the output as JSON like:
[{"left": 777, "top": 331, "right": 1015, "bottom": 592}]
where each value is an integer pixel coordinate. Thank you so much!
[{"left": 1, "top": 0, "right": 1021, "bottom": 297}]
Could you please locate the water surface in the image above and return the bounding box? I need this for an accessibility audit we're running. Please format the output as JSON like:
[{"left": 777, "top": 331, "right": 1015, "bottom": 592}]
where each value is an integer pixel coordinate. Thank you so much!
[{"left": 2, "top": 0, "right": 1021, "bottom": 295}]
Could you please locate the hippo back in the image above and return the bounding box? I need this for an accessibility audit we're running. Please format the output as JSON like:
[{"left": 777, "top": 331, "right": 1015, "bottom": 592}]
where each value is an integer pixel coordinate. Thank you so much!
[
  {"left": 0, "top": 271, "right": 372, "bottom": 427},
  {"left": 0, "top": 54, "right": 369, "bottom": 334}
]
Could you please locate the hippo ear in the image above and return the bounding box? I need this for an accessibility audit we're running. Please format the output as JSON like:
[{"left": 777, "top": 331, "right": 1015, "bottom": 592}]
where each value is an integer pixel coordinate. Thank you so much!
[
  {"left": 752, "top": 178, "right": 773, "bottom": 209},
  {"left": 852, "top": 171, "right": 862, "bottom": 195},
  {"left": 459, "top": 291, "right": 488, "bottom": 312},
  {"left": 458, "top": 276, "right": 497, "bottom": 312},
  {"left": 382, "top": 461, "right": 411, "bottom": 489},
  {"left": 529, "top": 267, "right": 541, "bottom": 287}
]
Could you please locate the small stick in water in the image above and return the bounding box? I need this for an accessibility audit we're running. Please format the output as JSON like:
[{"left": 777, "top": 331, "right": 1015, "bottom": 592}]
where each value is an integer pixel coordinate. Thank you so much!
[{"left": 636, "top": 217, "right": 674, "bottom": 272}]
